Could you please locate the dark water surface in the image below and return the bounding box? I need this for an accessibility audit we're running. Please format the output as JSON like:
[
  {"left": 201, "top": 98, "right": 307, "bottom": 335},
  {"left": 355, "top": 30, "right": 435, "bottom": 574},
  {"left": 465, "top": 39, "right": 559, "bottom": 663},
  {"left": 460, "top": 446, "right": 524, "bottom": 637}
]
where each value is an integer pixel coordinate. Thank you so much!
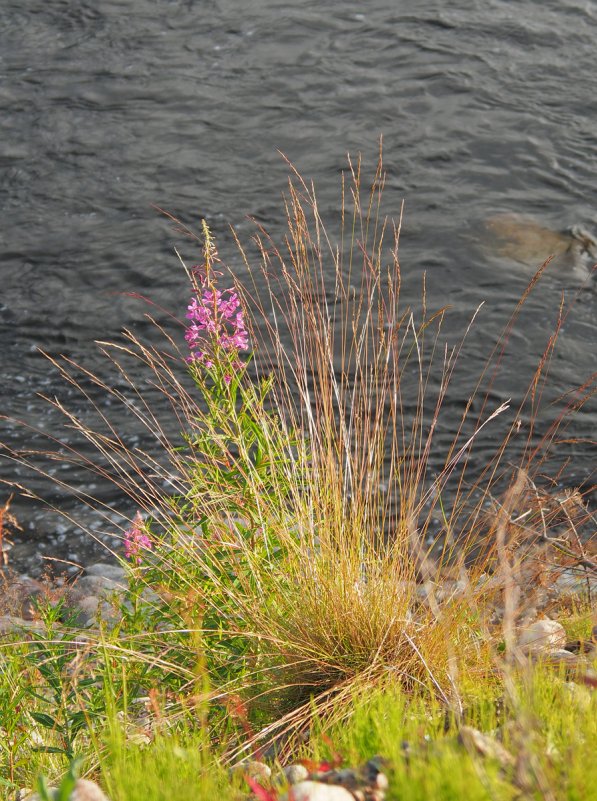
[{"left": 1, "top": 0, "right": 596, "bottom": 568}]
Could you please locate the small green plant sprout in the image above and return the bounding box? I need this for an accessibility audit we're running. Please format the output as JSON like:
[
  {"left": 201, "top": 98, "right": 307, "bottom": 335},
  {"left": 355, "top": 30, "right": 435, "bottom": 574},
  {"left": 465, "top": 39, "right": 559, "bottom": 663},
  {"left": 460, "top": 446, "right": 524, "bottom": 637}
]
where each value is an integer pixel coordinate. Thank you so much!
[{"left": 25, "top": 628, "right": 104, "bottom": 761}]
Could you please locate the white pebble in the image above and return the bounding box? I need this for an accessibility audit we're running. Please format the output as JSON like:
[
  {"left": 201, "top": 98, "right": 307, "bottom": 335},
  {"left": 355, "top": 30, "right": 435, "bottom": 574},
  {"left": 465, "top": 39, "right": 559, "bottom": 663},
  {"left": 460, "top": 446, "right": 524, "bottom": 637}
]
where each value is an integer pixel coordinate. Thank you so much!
[
  {"left": 281, "top": 780, "right": 355, "bottom": 801},
  {"left": 517, "top": 619, "right": 566, "bottom": 653}
]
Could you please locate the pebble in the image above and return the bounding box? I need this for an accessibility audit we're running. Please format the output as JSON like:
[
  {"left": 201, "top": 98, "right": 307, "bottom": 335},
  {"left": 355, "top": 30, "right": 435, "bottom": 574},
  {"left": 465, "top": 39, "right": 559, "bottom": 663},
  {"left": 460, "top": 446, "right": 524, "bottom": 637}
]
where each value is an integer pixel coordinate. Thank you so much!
[
  {"left": 459, "top": 726, "right": 515, "bottom": 768},
  {"left": 71, "top": 575, "right": 126, "bottom": 600},
  {"left": 0, "top": 614, "right": 44, "bottom": 635},
  {"left": 85, "top": 563, "right": 127, "bottom": 582},
  {"left": 22, "top": 778, "right": 110, "bottom": 801},
  {"left": 554, "top": 569, "right": 597, "bottom": 597},
  {"left": 313, "top": 768, "right": 361, "bottom": 791},
  {"left": 70, "top": 595, "right": 101, "bottom": 627},
  {"left": 517, "top": 619, "right": 566, "bottom": 654},
  {"left": 280, "top": 781, "right": 355, "bottom": 801},
  {"left": 283, "top": 764, "right": 310, "bottom": 784},
  {"left": 542, "top": 649, "right": 580, "bottom": 667},
  {"left": 71, "top": 779, "right": 111, "bottom": 801},
  {"left": 4, "top": 575, "right": 45, "bottom": 619},
  {"left": 232, "top": 759, "right": 272, "bottom": 783},
  {"left": 278, "top": 760, "right": 389, "bottom": 800}
]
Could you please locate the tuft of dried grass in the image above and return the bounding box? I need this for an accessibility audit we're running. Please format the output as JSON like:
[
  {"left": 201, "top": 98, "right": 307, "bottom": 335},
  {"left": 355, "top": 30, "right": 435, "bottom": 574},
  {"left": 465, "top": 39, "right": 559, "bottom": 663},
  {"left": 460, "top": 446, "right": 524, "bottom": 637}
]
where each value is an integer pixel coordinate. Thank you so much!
[{"left": 1, "top": 148, "right": 594, "bottom": 757}]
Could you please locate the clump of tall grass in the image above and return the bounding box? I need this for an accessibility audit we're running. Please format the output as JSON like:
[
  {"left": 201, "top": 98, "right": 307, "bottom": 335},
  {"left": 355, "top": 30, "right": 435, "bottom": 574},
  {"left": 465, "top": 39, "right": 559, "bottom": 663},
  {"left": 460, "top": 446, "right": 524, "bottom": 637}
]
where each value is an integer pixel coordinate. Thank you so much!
[{"left": 2, "top": 151, "right": 594, "bottom": 762}]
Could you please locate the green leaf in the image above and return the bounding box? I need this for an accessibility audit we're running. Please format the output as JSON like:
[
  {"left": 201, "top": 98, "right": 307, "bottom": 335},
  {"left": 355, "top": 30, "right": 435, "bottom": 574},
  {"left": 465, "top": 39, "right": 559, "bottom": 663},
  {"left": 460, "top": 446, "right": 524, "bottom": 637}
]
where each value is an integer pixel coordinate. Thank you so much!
[
  {"left": 30, "top": 711, "right": 59, "bottom": 729},
  {"left": 36, "top": 774, "right": 56, "bottom": 801},
  {"left": 56, "top": 757, "right": 81, "bottom": 801},
  {"left": 76, "top": 676, "right": 99, "bottom": 689}
]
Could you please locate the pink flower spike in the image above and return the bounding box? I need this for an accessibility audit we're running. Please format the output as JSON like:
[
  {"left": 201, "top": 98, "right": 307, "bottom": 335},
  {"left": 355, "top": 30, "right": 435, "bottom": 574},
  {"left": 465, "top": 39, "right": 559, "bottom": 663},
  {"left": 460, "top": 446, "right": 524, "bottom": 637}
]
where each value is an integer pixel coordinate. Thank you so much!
[
  {"left": 185, "top": 277, "right": 249, "bottom": 367},
  {"left": 124, "top": 511, "right": 152, "bottom": 565}
]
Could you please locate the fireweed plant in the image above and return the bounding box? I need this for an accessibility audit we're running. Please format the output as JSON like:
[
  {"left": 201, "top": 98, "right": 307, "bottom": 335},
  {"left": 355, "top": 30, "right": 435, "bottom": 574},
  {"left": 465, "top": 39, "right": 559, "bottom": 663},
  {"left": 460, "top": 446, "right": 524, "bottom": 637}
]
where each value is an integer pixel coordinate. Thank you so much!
[
  {"left": 1, "top": 152, "right": 595, "bottom": 772},
  {"left": 123, "top": 511, "right": 153, "bottom": 565}
]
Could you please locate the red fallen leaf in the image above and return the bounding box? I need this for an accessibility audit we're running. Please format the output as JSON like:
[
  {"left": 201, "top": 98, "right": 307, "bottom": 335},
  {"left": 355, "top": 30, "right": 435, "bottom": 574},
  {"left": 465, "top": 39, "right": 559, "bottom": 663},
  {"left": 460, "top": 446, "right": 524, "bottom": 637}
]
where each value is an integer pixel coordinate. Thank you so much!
[
  {"left": 299, "top": 758, "right": 332, "bottom": 773},
  {"left": 245, "top": 775, "right": 279, "bottom": 801}
]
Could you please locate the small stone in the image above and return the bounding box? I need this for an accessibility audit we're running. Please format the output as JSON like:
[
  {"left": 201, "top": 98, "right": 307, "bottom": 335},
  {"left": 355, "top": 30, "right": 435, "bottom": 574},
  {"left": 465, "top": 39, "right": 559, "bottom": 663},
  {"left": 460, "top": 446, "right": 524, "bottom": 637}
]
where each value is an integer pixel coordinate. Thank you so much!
[
  {"left": 7, "top": 575, "right": 45, "bottom": 618},
  {"left": 281, "top": 781, "right": 354, "bottom": 801},
  {"left": 71, "top": 778, "right": 111, "bottom": 800},
  {"left": 0, "top": 614, "right": 45, "bottom": 635},
  {"left": 283, "top": 764, "right": 310, "bottom": 784},
  {"left": 362, "top": 756, "right": 389, "bottom": 783},
  {"left": 72, "top": 575, "right": 126, "bottom": 599},
  {"left": 0, "top": 614, "right": 27, "bottom": 634},
  {"left": 459, "top": 726, "right": 515, "bottom": 768},
  {"left": 554, "top": 570, "right": 597, "bottom": 597},
  {"left": 232, "top": 759, "right": 272, "bottom": 783},
  {"left": 316, "top": 768, "right": 359, "bottom": 790},
  {"left": 85, "top": 563, "right": 127, "bottom": 581},
  {"left": 543, "top": 649, "right": 580, "bottom": 667},
  {"left": 563, "top": 639, "right": 595, "bottom": 656},
  {"left": 23, "top": 779, "right": 112, "bottom": 801},
  {"left": 76, "top": 595, "right": 100, "bottom": 618},
  {"left": 517, "top": 619, "right": 566, "bottom": 654},
  {"left": 373, "top": 772, "right": 389, "bottom": 791}
]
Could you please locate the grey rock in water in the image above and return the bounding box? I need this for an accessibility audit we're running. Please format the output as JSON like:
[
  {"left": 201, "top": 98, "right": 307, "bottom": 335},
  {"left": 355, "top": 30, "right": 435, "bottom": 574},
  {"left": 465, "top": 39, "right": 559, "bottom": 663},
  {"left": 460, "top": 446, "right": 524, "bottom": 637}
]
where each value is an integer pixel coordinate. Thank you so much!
[{"left": 481, "top": 213, "right": 597, "bottom": 278}]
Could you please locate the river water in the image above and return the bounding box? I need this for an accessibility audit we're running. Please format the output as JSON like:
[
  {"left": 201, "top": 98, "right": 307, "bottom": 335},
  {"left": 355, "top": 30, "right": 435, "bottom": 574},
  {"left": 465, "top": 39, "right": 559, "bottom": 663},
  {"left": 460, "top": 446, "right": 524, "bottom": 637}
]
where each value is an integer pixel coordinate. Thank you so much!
[{"left": 1, "top": 0, "right": 596, "bottom": 572}]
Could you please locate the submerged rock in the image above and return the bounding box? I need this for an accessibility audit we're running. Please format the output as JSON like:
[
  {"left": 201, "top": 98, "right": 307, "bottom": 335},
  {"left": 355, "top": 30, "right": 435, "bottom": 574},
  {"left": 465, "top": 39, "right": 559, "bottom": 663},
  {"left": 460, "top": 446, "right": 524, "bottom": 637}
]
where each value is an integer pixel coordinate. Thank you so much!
[{"left": 481, "top": 213, "right": 597, "bottom": 278}]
